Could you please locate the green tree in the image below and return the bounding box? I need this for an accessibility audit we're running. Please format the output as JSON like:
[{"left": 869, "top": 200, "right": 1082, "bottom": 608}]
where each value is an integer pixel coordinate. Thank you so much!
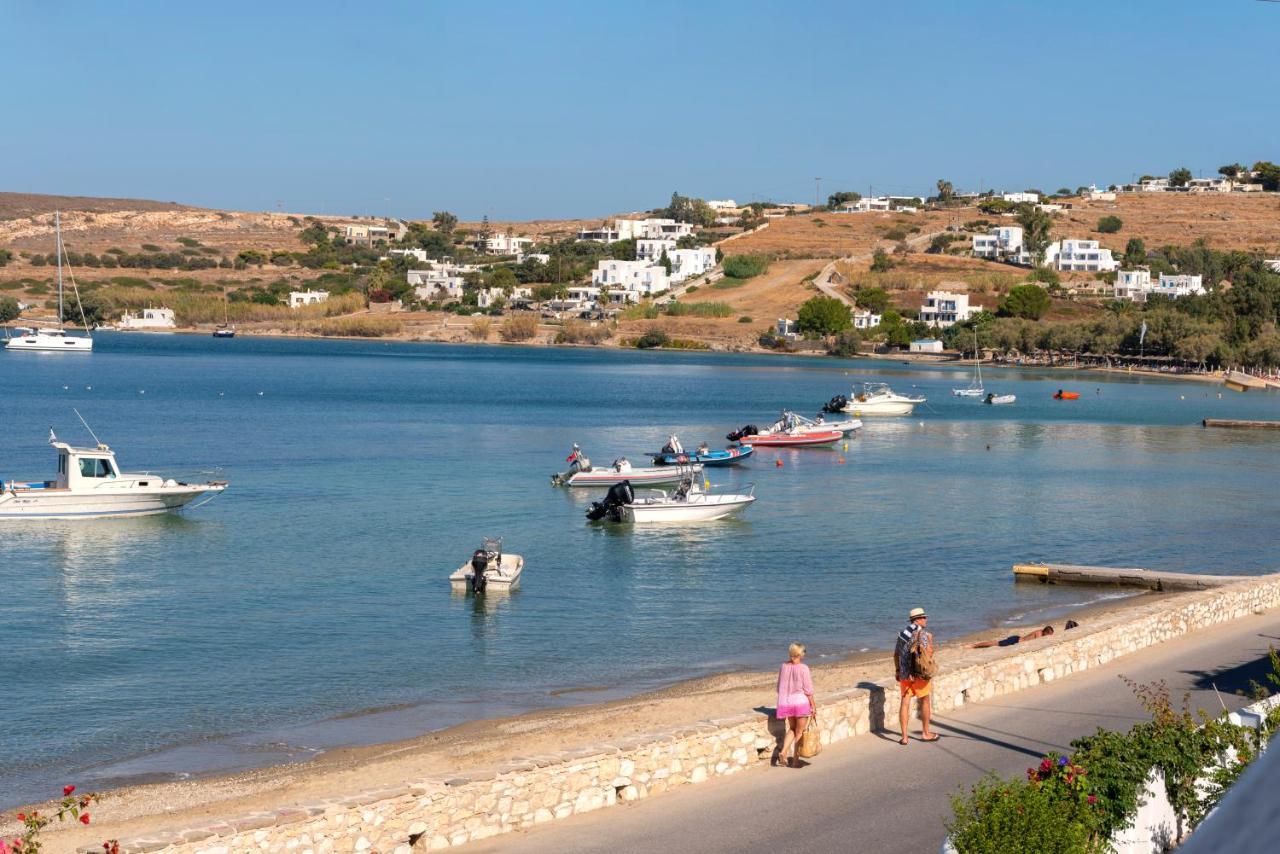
[
  {"left": 869, "top": 248, "right": 894, "bottom": 272},
  {"left": 0, "top": 248, "right": 12, "bottom": 267},
  {"left": 299, "top": 221, "right": 330, "bottom": 246},
  {"left": 999, "top": 284, "right": 1052, "bottom": 320},
  {"left": 658, "top": 249, "right": 673, "bottom": 275},
  {"left": 855, "top": 286, "right": 890, "bottom": 314},
  {"left": 977, "top": 198, "right": 1014, "bottom": 215},
  {"left": 796, "top": 296, "right": 852, "bottom": 336},
  {"left": 1168, "top": 167, "right": 1193, "bottom": 188},
  {"left": 1096, "top": 215, "right": 1123, "bottom": 234},
  {"left": 1016, "top": 206, "right": 1053, "bottom": 266},
  {"left": 935, "top": 179, "right": 954, "bottom": 202},
  {"left": 0, "top": 295, "right": 20, "bottom": 322},
  {"left": 608, "top": 238, "right": 637, "bottom": 261},
  {"left": 827, "top": 190, "right": 861, "bottom": 209},
  {"left": 431, "top": 211, "right": 458, "bottom": 234},
  {"left": 1251, "top": 161, "right": 1280, "bottom": 191},
  {"left": 1123, "top": 238, "right": 1147, "bottom": 267},
  {"left": 489, "top": 267, "right": 518, "bottom": 292},
  {"left": 1218, "top": 163, "right": 1243, "bottom": 178},
  {"left": 237, "top": 249, "right": 267, "bottom": 267}
]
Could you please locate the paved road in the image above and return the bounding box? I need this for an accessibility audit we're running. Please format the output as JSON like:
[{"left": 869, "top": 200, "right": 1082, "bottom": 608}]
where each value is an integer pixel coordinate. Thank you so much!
[{"left": 472, "top": 612, "right": 1280, "bottom": 854}]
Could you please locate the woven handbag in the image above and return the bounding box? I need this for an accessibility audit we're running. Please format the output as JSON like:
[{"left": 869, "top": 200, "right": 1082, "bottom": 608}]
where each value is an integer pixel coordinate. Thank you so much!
[{"left": 798, "top": 715, "right": 822, "bottom": 758}]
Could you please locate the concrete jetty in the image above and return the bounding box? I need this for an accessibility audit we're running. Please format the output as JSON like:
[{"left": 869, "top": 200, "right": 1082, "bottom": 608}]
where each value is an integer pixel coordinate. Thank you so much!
[
  {"left": 1203, "top": 419, "right": 1280, "bottom": 429},
  {"left": 1013, "top": 562, "right": 1238, "bottom": 591}
]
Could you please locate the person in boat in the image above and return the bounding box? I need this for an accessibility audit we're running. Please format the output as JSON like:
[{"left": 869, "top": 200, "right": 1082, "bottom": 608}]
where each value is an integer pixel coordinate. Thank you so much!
[
  {"left": 776, "top": 642, "right": 816, "bottom": 768},
  {"left": 566, "top": 444, "right": 590, "bottom": 472},
  {"left": 968, "top": 625, "right": 1054, "bottom": 649},
  {"left": 1054, "top": 389, "right": 1064, "bottom": 400},
  {"left": 612, "top": 457, "right": 632, "bottom": 472},
  {"left": 696, "top": 441, "right": 710, "bottom": 457},
  {"left": 984, "top": 393, "right": 995, "bottom": 405}
]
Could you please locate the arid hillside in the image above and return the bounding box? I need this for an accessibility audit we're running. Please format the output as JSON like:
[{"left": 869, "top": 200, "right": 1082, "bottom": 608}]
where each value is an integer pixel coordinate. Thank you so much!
[
  {"left": 1055, "top": 193, "right": 1280, "bottom": 253},
  {"left": 719, "top": 209, "right": 962, "bottom": 258}
]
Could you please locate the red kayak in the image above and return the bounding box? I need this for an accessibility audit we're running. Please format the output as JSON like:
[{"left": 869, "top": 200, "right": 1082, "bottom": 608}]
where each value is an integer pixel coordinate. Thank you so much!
[
  {"left": 739, "top": 430, "right": 843, "bottom": 447},
  {"left": 1053, "top": 391, "right": 1081, "bottom": 400}
]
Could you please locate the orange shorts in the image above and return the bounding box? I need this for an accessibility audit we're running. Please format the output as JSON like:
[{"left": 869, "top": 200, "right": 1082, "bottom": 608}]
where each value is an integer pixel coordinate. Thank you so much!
[{"left": 899, "top": 678, "right": 931, "bottom": 698}]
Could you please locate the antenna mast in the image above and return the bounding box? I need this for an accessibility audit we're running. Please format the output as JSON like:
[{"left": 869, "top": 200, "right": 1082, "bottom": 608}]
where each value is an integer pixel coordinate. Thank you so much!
[{"left": 74, "top": 408, "right": 103, "bottom": 447}]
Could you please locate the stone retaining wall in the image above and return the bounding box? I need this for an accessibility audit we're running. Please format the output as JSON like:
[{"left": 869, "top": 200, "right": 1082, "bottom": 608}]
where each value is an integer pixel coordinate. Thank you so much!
[{"left": 95, "top": 575, "right": 1280, "bottom": 854}]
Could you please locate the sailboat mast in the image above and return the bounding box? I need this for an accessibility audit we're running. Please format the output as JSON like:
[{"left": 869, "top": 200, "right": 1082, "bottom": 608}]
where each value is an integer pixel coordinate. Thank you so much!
[{"left": 56, "top": 210, "right": 63, "bottom": 325}]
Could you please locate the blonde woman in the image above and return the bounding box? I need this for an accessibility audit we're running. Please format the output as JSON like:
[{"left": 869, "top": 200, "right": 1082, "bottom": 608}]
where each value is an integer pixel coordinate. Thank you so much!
[{"left": 776, "top": 642, "right": 816, "bottom": 767}]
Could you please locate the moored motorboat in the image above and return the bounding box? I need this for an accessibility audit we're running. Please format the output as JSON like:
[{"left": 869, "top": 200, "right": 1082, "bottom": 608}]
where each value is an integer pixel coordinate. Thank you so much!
[
  {"left": 727, "top": 411, "right": 854, "bottom": 448},
  {"left": 830, "top": 383, "right": 925, "bottom": 416},
  {"left": 651, "top": 444, "right": 753, "bottom": 467},
  {"left": 586, "top": 475, "right": 755, "bottom": 524},
  {"left": 0, "top": 428, "right": 227, "bottom": 520},
  {"left": 449, "top": 537, "right": 523, "bottom": 593},
  {"left": 984, "top": 393, "right": 1016, "bottom": 405},
  {"left": 552, "top": 445, "right": 702, "bottom": 487}
]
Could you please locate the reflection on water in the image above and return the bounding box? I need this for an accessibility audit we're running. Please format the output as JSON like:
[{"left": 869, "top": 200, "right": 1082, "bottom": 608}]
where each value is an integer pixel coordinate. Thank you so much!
[{"left": 3, "top": 335, "right": 1279, "bottom": 807}]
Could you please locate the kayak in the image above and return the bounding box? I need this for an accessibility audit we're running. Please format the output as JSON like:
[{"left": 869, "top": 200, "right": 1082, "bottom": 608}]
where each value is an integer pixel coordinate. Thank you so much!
[
  {"left": 650, "top": 446, "right": 754, "bottom": 467},
  {"left": 737, "top": 430, "right": 842, "bottom": 447},
  {"left": 1053, "top": 391, "right": 1081, "bottom": 400}
]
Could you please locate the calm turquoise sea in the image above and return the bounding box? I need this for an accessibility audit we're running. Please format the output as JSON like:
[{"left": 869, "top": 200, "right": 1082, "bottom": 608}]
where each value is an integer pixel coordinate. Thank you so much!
[{"left": 3, "top": 333, "right": 1278, "bottom": 806}]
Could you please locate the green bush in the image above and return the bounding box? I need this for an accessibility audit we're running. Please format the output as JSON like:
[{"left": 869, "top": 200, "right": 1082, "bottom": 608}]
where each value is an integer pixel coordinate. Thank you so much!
[
  {"left": 737, "top": 315, "right": 752, "bottom": 323},
  {"left": 999, "top": 284, "right": 1051, "bottom": 320},
  {"left": 712, "top": 277, "right": 749, "bottom": 289},
  {"left": 721, "top": 254, "right": 769, "bottom": 279},
  {"left": 664, "top": 301, "right": 732, "bottom": 318},
  {"left": 948, "top": 766, "right": 1103, "bottom": 854},
  {"left": 797, "top": 295, "right": 852, "bottom": 336},
  {"left": 1096, "top": 216, "right": 1123, "bottom": 234},
  {"left": 141, "top": 243, "right": 163, "bottom": 252},
  {"left": 635, "top": 329, "right": 670, "bottom": 349},
  {"left": 1028, "top": 267, "right": 1060, "bottom": 286}
]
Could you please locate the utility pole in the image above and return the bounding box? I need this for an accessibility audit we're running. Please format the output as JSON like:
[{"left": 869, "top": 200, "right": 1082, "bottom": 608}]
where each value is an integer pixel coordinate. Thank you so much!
[{"left": 814, "top": 177, "right": 822, "bottom": 210}]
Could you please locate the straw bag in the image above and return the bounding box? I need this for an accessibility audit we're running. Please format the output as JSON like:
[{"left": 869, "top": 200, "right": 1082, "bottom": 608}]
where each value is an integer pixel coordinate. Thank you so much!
[
  {"left": 909, "top": 630, "right": 938, "bottom": 680},
  {"left": 798, "top": 715, "right": 822, "bottom": 758}
]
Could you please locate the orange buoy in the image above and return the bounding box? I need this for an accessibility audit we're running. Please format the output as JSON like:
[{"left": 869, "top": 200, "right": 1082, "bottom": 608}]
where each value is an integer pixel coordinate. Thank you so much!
[
  {"left": 838, "top": 458, "right": 845, "bottom": 464},
  {"left": 775, "top": 458, "right": 783, "bottom": 467}
]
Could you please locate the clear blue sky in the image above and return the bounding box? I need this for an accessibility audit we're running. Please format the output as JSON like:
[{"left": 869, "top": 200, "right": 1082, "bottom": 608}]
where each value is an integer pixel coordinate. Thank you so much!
[{"left": 2, "top": 1, "right": 1275, "bottom": 220}]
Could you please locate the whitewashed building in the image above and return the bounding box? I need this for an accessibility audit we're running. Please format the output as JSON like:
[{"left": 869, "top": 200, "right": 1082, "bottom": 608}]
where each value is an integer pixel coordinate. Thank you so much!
[
  {"left": 852, "top": 308, "right": 881, "bottom": 329},
  {"left": 1114, "top": 268, "right": 1153, "bottom": 301},
  {"left": 920, "top": 291, "right": 982, "bottom": 328},
  {"left": 288, "top": 290, "right": 329, "bottom": 308},
  {"left": 776, "top": 318, "right": 799, "bottom": 341},
  {"left": 1114, "top": 268, "right": 1205, "bottom": 301},
  {"left": 591, "top": 260, "right": 671, "bottom": 296},
  {"left": 408, "top": 267, "right": 468, "bottom": 303},
  {"left": 477, "top": 286, "right": 533, "bottom": 309},
  {"left": 972, "top": 226, "right": 1026, "bottom": 262},
  {"left": 837, "top": 197, "right": 891, "bottom": 213},
  {"left": 119, "top": 307, "right": 176, "bottom": 329},
  {"left": 636, "top": 238, "right": 677, "bottom": 262},
  {"left": 387, "top": 248, "right": 431, "bottom": 264},
  {"left": 1154, "top": 273, "right": 1206, "bottom": 299},
  {"left": 1002, "top": 192, "right": 1040, "bottom": 204},
  {"left": 476, "top": 233, "right": 534, "bottom": 255},
  {"left": 909, "top": 338, "right": 944, "bottom": 353},
  {"left": 1085, "top": 185, "right": 1117, "bottom": 201},
  {"left": 667, "top": 247, "right": 717, "bottom": 282},
  {"left": 707, "top": 199, "right": 738, "bottom": 211},
  {"left": 1044, "top": 239, "right": 1117, "bottom": 272},
  {"left": 1187, "top": 177, "right": 1233, "bottom": 193}
]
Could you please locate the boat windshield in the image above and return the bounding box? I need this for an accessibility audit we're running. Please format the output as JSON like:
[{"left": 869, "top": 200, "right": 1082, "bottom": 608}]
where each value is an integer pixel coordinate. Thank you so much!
[{"left": 79, "top": 457, "right": 116, "bottom": 478}]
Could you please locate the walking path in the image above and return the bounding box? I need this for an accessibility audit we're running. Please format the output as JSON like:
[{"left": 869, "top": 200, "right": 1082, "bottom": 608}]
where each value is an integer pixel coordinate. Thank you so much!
[{"left": 472, "top": 610, "right": 1280, "bottom": 853}]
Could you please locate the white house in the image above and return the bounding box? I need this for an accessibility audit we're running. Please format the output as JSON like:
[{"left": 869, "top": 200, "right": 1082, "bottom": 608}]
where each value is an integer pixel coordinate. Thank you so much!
[
  {"left": 476, "top": 233, "right": 534, "bottom": 255},
  {"left": 1114, "top": 268, "right": 1152, "bottom": 301},
  {"left": 776, "top": 318, "right": 799, "bottom": 341},
  {"left": 909, "top": 338, "right": 944, "bottom": 353},
  {"left": 477, "top": 286, "right": 533, "bottom": 309},
  {"left": 1114, "top": 268, "right": 1205, "bottom": 302},
  {"left": 972, "top": 226, "right": 1025, "bottom": 261},
  {"left": 518, "top": 252, "right": 550, "bottom": 265},
  {"left": 1187, "top": 177, "right": 1233, "bottom": 193},
  {"left": 387, "top": 248, "right": 431, "bottom": 264},
  {"left": 707, "top": 199, "right": 738, "bottom": 211},
  {"left": 852, "top": 308, "right": 881, "bottom": 329},
  {"left": 1085, "top": 186, "right": 1117, "bottom": 201},
  {"left": 920, "top": 291, "right": 982, "bottom": 328},
  {"left": 1265, "top": 259, "right": 1280, "bottom": 273},
  {"left": 1044, "top": 239, "right": 1117, "bottom": 272},
  {"left": 288, "top": 290, "right": 329, "bottom": 308},
  {"left": 343, "top": 224, "right": 392, "bottom": 245},
  {"left": 408, "top": 267, "right": 468, "bottom": 303},
  {"left": 837, "top": 197, "right": 891, "bottom": 213},
  {"left": 640, "top": 218, "right": 694, "bottom": 239},
  {"left": 119, "top": 307, "right": 176, "bottom": 329},
  {"left": 1002, "top": 192, "right": 1040, "bottom": 204},
  {"left": 636, "top": 238, "right": 677, "bottom": 262},
  {"left": 577, "top": 217, "right": 693, "bottom": 243},
  {"left": 591, "top": 259, "right": 671, "bottom": 296},
  {"left": 1154, "top": 274, "right": 1206, "bottom": 299},
  {"left": 667, "top": 247, "right": 717, "bottom": 283}
]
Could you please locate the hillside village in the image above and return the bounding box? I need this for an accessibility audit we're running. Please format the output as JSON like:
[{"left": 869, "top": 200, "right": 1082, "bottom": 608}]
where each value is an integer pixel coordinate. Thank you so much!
[{"left": 3, "top": 161, "right": 1280, "bottom": 369}]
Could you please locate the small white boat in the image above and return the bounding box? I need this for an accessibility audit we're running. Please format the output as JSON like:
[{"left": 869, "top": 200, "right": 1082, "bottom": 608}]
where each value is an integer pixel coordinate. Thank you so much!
[
  {"left": 552, "top": 446, "right": 702, "bottom": 487},
  {"left": 952, "top": 330, "right": 984, "bottom": 397},
  {"left": 4, "top": 212, "right": 93, "bottom": 353},
  {"left": 984, "top": 393, "right": 1016, "bottom": 405},
  {"left": 587, "top": 474, "right": 755, "bottom": 524},
  {"left": 449, "top": 538, "right": 523, "bottom": 593},
  {"left": 838, "top": 382, "right": 926, "bottom": 416},
  {"left": 1, "top": 429, "right": 227, "bottom": 520}
]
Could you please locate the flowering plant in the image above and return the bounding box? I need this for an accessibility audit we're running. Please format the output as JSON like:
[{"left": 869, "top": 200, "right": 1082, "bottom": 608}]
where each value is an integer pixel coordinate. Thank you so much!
[{"left": 4, "top": 787, "right": 117, "bottom": 854}]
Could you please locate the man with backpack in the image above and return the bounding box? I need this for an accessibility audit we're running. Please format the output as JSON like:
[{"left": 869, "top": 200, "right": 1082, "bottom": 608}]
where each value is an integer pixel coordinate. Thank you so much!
[{"left": 893, "top": 606, "right": 938, "bottom": 744}]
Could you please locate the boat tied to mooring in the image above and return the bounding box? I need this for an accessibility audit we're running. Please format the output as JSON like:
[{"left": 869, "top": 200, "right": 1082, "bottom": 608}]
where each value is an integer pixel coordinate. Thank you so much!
[
  {"left": 585, "top": 472, "right": 755, "bottom": 524},
  {"left": 552, "top": 445, "right": 702, "bottom": 487},
  {"left": 449, "top": 537, "right": 523, "bottom": 593},
  {"left": 825, "top": 382, "right": 925, "bottom": 417}
]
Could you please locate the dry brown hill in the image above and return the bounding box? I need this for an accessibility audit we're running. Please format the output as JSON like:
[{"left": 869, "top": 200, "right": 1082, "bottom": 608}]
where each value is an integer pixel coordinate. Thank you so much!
[
  {"left": 1054, "top": 193, "right": 1280, "bottom": 253},
  {"left": 0, "top": 191, "right": 193, "bottom": 220}
]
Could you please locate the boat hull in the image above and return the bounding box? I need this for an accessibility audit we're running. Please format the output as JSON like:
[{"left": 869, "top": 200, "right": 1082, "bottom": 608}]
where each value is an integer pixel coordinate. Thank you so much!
[
  {"left": 554, "top": 465, "right": 702, "bottom": 487},
  {"left": 5, "top": 335, "right": 93, "bottom": 352},
  {"left": 0, "top": 484, "right": 223, "bottom": 519},
  {"left": 985, "top": 395, "right": 1016, "bottom": 405},
  {"left": 952, "top": 388, "right": 985, "bottom": 397},
  {"left": 620, "top": 495, "right": 755, "bottom": 523},
  {"left": 650, "top": 446, "right": 753, "bottom": 467},
  {"left": 449, "top": 554, "right": 524, "bottom": 592},
  {"left": 740, "top": 431, "right": 842, "bottom": 447},
  {"left": 841, "top": 400, "right": 919, "bottom": 416}
]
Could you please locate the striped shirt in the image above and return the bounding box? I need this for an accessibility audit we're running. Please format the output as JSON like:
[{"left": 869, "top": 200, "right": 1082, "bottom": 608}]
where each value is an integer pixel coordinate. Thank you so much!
[{"left": 894, "top": 623, "right": 931, "bottom": 681}]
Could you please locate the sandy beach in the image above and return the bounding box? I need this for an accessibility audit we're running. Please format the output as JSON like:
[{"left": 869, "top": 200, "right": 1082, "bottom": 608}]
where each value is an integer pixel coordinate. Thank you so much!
[{"left": 11, "top": 589, "right": 1165, "bottom": 852}]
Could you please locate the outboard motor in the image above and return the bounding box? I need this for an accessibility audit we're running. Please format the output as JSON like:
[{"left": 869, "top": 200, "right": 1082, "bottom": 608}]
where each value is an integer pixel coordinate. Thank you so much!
[
  {"left": 822, "top": 394, "right": 848, "bottom": 414},
  {"left": 586, "top": 479, "right": 634, "bottom": 521},
  {"left": 470, "top": 549, "right": 489, "bottom": 594},
  {"left": 726, "top": 424, "right": 759, "bottom": 442}
]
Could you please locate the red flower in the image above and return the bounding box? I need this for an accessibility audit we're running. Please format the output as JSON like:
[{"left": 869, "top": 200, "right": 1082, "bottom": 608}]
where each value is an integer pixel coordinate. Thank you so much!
[
  {"left": 63, "top": 785, "right": 76, "bottom": 797},
  {"left": 79, "top": 813, "right": 91, "bottom": 825},
  {"left": 1087, "top": 794, "right": 1098, "bottom": 805},
  {"left": 15, "top": 814, "right": 24, "bottom": 823}
]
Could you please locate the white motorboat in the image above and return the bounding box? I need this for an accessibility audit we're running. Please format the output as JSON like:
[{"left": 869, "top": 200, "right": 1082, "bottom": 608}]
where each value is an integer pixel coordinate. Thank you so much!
[
  {"left": 838, "top": 382, "right": 926, "bottom": 417},
  {"left": 984, "top": 393, "right": 1016, "bottom": 405},
  {"left": 727, "top": 411, "right": 860, "bottom": 448},
  {"left": 552, "top": 445, "right": 702, "bottom": 487},
  {"left": 586, "top": 474, "right": 755, "bottom": 524},
  {"left": 952, "top": 329, "right": 984, "bottom": 397},
  {"left": 0, "top": 428, "right": 227, "bottom": 520},
  {"left": 5, "top": 212, "right": 93, "bottom": 353},
  {"left": 449, "top": 538, "right": 523, "bottom": 593},
  {"left": 790, "top": 411, "right": 862, "bottom": 436}
]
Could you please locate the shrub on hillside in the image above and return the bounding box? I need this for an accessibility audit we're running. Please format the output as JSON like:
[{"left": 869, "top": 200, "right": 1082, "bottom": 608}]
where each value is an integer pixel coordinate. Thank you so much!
[
  {"left": 499, "top": 314, "right": 539, "bottom": 341},
  {"left": 635, "top": 329, "right": 671, "bottom": 349},
  {"left": 556, "top": 319, "right": 611, "bottom": 344},
  {"left": 721, "top": 254, "right": 769, "bottom": 279},
  {"left": 1097, "top": 216, "right": 1123, "bottom": 234},
  {"left": 870, "top": 248, "right": 894, "bottom": 272},
  {"left": 797, "top": 295, "right": 852, "bottom": 336},
  {"left": 737, "top": 315, "right": 752, "bottom": 323},
  {"left": 999, "top": 284, "right": 1052, "bottom": 320},
  {"left": 469, "top": 317, "right": 491, "bottom": 341},
  {"left": 1028, "top": 267, "right": 1060, "bottom": 286},
  {"left": 664, "top": 301, "right": 733, "bottom": 318}
]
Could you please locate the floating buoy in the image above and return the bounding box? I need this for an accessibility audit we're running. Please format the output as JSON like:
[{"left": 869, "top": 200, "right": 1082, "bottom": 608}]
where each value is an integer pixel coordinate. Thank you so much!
[
  {"left": 62, "top": 385, "right": 68, "bottom": 390},
  {"left": 842, "top": 442, "right": 848, "bottom": 451},
  {"left": 775, "top": 458, "right": 783, "bottom": 467},
  {"left": 85, "top": 385, "right": 92, "bottom": 390},
  {"left": 257, "top": 391, "right": 265, "bottom": 396},
  {"left": 704, "top": 478, "right": 710, "bottom": 489},
  {"left": 1180, "top": 395, "right": 1185, "bottom": 400},
  {"left": 138, "top": 390, "right": 145, "bottom": 394},
  {"left": 838, "top": 458, "right": 845, "bottom": 464}
]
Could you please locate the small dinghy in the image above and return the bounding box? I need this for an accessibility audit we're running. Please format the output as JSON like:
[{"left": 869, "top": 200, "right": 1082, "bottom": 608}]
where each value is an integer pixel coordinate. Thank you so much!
[
  {"left": 552, "top": 445, "right": 702, "bottom": 487},
  {"left": 983, "top": 393, "right": 1016, "bottom": 405},
  {"left": 1053, "top": 390, "right": 1081, "bottom": 400},
  {"left": 449, "top": 537, "right": 523, "bottom": 593},
  {"left": 586, "top": 475, "right": 755, "bottom": 524},
  {"left": 650, "top": 438, "right": 753, "bottom": 467}
]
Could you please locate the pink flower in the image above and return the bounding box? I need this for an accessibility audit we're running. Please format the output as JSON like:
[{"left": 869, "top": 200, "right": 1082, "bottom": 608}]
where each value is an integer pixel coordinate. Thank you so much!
[
  {"left": 1087, "top": 794, "right": 1098, "bottom": 805},
  {"left": 14, "top": 815, "right": 23, "bottom": 823},
  {"left": 1, "top": 837, "right": 11, "bottom": 854},
  {"left": 63, "top": 785, "right": 76, "bottom": 797},
  {"left": 79, "top": 813, "right": 90, "bottom": 825}
]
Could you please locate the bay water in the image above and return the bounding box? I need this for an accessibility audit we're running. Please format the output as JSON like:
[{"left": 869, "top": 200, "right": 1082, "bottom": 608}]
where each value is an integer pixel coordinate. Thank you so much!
[{"left": 3, "top": 333, "right": 1278, "bottom": 807}]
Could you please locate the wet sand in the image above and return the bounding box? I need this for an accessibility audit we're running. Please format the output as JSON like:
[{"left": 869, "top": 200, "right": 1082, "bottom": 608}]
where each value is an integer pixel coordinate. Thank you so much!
[{"left": 16, "top": 589, "right": 1165, "bottom": 852}]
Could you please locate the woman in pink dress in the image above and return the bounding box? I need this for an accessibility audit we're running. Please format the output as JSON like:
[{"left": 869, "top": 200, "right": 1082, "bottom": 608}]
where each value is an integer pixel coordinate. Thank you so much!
[{"left": 776, "top": 642, "right": 816, "bottom": 767}]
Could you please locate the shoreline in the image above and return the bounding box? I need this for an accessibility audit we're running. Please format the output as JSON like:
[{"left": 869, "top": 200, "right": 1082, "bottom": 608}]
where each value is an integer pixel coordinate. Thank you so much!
[{"left": 11, "top": 588, "right": 1158, "bottom": 849}]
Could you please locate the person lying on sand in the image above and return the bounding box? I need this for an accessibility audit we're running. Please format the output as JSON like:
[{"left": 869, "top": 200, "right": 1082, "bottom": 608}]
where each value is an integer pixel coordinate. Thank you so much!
[{"left": 969, "top": 625, "right": 1054, "bottom": 649}]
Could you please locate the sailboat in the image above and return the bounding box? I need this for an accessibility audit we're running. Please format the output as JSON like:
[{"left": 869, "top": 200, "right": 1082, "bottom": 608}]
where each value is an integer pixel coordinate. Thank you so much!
[
  {"left": 951, "top": 329, "right": 983, "bottom": 397},
  {"left": 4, "top": 212, "right": 94, "bottom": 352},
  {"left": 213, "top": 294, "right": 236, "bottom": 338}
]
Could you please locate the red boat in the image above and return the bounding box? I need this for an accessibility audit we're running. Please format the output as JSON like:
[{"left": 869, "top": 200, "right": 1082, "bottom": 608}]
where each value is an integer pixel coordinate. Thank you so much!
[
  {"left": 738, "top": 430, "right": 843, "bottom": 447},
  {"left": 1053, "top": 390, "right": 1081, "bottom": 400}
]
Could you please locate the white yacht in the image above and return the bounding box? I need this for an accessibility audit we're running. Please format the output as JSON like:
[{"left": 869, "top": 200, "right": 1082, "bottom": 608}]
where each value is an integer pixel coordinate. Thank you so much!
[
  {"left": 0, "top": 432, "right": 227, "bottom": 520},
  {"left": 586, "top": 474, "right": 755, "bottom": 523},
  {"left": 5, "top": 212, "right": 93, "bottom": 352},
  {"left": 840, "top": 382, "right": 926, "bottom": 416}
]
